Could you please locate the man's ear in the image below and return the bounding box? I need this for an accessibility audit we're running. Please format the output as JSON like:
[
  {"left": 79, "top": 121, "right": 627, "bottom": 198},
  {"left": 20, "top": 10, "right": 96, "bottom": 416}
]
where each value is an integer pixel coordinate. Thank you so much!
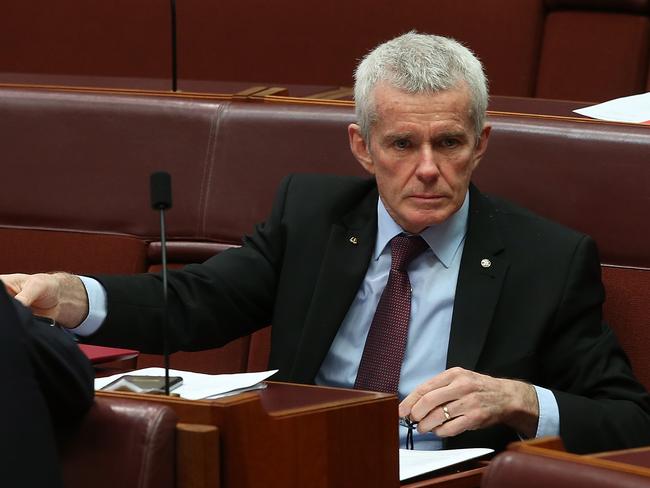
[
  {"left": 348, "top": 124, "right": 375, "bottom": 175},
  {"left": 471, "top": 124, "right": 491, "bottom": 171}
]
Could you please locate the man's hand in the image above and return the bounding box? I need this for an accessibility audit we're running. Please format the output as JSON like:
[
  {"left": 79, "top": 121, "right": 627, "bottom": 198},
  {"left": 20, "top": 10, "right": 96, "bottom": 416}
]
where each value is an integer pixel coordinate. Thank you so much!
[
  {"left": 0, "top": 273, "right": 89, "bottom": 328},
  {"left": 399, "top": 367, "right": 540, "bottom": 439}
]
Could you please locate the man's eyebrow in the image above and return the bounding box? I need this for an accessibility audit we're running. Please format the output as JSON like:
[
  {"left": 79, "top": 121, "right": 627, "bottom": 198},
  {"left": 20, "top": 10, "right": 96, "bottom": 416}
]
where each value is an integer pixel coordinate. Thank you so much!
[
  {"left": 436, "top": 130, "right": 468, "bottom": 139},
  {"left": 383, "top": 132, "right": 413, "bottom": 142}
]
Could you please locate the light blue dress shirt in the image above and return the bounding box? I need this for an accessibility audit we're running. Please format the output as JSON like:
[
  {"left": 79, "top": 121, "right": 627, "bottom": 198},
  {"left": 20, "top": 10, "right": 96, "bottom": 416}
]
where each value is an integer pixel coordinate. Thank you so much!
[{"left": 75, "top": 190, "right": 559, "bottom": 448}]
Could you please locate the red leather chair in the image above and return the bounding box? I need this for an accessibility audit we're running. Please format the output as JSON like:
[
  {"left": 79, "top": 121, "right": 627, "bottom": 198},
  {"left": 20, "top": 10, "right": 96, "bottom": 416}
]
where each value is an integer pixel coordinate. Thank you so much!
[
  {"left": 58, "top": 396, "right": 177, "bottom": 488},
  {"left": 482, "top": 450, "right": 650, "bottom": 488}
]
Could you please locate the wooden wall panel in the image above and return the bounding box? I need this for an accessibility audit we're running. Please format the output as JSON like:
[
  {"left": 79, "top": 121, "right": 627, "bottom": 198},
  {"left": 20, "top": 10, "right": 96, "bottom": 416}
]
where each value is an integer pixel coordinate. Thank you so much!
[
  {"left": 175, "top": 0, "right": 545, "bottom": 97},
  {"left": 1, "top": 0, "right": 171, "bottom": 88}
]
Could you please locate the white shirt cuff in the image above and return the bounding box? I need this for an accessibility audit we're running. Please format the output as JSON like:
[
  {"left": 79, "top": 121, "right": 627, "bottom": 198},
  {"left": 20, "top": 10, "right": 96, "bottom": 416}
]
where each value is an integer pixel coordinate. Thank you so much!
[
  {"left": 71, "top": 276, "right": 108, "bottom": 337},
  {"left": 533, "top": 385, "right": 560, "bottom": 438}
]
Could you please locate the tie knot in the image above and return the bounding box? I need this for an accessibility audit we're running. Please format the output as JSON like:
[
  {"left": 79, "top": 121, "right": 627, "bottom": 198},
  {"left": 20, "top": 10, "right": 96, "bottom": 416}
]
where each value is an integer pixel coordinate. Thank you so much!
[{"left": 390, "top": 234, "right": 428, "bottom": 271}]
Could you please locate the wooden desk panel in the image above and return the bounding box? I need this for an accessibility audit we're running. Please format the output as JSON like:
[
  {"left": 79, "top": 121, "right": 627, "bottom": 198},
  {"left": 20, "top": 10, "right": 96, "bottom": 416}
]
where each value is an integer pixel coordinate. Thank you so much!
[{"left": 98, "top": 382, "right": 398, "bottom": 488}]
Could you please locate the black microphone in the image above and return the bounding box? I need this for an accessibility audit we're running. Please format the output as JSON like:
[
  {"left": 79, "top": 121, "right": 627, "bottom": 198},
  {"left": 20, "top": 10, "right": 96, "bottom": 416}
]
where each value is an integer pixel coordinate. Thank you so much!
[
  {"left": 150, "top": 172, "right": 173, "bottom": 394},
  {"left": 151, "top": 171, "right": 172, "bottom": 210}
]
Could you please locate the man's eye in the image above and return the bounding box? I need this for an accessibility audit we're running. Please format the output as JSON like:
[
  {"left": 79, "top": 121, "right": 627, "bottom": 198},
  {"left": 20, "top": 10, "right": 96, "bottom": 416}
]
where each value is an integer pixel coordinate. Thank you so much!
[
  {"left": 394, "top": 139, "right": 410, "bottom": 150},
  {"left": 441, "top": 138, "right": 459, "bottom": 148}
]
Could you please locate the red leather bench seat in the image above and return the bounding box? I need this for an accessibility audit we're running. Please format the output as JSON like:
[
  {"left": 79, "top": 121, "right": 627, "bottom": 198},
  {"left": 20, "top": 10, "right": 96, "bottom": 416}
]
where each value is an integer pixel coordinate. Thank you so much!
[{"left": 1, "top": 86, "right": 649, "bottom": 389}]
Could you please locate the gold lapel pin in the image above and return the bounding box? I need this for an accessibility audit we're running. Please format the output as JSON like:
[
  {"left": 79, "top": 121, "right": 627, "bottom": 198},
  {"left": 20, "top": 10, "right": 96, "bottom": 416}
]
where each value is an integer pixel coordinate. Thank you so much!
[
  {"left": 480, "top": 258, "right": 491, "bottom": 268},
  {"left": 349, "top": 236, "right": 359, "bottom": 245}
]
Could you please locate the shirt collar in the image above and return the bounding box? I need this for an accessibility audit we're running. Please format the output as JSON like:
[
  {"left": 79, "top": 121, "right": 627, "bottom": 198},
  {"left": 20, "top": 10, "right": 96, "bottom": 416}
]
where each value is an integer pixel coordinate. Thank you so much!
[{"left": 374, "top": 191, "right": 470, "bottom": 268}]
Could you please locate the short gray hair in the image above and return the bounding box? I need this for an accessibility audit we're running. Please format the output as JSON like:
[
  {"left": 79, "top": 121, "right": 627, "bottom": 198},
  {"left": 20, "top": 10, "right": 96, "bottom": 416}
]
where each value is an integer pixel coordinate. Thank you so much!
[{"left": 353, "top": 32, "right": 489, "bottom": 141}]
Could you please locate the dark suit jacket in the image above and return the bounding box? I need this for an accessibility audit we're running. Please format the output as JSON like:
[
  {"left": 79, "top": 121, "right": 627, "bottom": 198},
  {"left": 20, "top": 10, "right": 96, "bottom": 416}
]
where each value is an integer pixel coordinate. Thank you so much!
[
  {"left": 0, "top": 285, "right": 94, "bottom": 486},
  {"left": 90, "top": 174, "right": 650, "bottom": 453}
]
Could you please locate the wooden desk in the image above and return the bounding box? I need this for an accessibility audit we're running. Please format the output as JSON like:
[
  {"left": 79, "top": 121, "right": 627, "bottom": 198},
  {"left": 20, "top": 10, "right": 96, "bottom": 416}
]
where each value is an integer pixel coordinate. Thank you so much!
[{"left": 99, "top": 382, "right": 399, "bottom": 488}]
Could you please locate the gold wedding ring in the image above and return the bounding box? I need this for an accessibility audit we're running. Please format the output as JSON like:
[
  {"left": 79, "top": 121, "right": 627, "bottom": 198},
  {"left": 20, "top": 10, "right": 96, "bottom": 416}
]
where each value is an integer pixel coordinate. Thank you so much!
[{"left": 442, "top": 404, "right": 451, "bottom": 422}]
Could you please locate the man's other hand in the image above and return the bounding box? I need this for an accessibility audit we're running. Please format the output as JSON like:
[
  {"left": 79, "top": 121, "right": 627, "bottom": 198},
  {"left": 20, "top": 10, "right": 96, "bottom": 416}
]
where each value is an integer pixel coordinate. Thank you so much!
[
  {"left": 0, "top": 273, "right": 89, "bottom": 328},
  {"left": 398, "top": 366, "right": 540, "bottom": 439}
]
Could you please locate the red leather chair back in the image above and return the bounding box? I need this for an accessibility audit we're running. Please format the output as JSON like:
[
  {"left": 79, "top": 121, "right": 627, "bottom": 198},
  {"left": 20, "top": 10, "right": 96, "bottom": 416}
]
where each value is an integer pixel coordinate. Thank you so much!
[
  {"left": 482, "top": 451, "right": 650, "bottom": 488},
  {"left": 58, "top": 397, "right": 177, "bottom": 488}
]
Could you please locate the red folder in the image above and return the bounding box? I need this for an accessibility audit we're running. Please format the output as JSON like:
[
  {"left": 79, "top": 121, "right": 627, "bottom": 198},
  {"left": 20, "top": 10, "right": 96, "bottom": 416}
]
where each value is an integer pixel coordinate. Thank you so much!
[{"left": 78, "top": 344, "right": 139, "bottom": 364}]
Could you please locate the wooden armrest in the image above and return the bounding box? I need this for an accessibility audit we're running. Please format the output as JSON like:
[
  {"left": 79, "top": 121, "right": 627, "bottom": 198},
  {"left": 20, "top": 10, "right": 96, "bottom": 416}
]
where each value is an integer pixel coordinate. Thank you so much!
[{"left": 176, "top": 423, "right": 220, "bottom": 488}]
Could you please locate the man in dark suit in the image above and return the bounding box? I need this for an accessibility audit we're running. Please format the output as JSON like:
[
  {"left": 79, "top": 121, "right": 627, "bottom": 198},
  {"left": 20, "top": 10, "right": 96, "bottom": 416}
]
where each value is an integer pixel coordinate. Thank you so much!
[
  {"left": 3, "top": 32, "right": 650, "bottom": 453},
  {"left": 0, "top": 284, "right": 94, "bottom": 487}
]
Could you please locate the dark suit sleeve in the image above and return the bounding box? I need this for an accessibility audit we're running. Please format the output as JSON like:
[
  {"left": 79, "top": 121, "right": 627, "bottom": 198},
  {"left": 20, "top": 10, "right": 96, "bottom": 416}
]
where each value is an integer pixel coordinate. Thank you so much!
[
  {"left": 542, "top": 236, "right": 650, "bottom": 453},
  {"left": 0, "top": 285, "right": 94, "bottom": 487},
  {"left": 18, "top": 306, "right": 95, "bottom": 423}
]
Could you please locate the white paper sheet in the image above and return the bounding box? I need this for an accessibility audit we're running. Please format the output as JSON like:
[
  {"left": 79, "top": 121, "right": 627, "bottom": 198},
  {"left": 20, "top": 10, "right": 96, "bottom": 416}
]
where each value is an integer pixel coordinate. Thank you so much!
[
  {"left": 399, "top": 447, "right": 493, "bottom": 481},
  {"left": 94, "top": 367, "right": 278, "bottom": 400},
  {"left": 573, "top": 92, "right": 650, "bottom": 124}
]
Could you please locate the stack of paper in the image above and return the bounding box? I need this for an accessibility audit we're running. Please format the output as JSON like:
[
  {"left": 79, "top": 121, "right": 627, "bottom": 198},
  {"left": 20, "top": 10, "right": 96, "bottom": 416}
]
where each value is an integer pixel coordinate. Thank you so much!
[{"left": 94, "top": 367, "right": 278, "bottom": 400}]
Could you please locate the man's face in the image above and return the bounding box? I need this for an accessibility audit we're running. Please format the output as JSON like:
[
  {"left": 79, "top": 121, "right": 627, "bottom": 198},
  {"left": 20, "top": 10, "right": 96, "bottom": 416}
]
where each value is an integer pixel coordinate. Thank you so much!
[{"left": 349, "top": 83, "right": 490, "bottom": 233}]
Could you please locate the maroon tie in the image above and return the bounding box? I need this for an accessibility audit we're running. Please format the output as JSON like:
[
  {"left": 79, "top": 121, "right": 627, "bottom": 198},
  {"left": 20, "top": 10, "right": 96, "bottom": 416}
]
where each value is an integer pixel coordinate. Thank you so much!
[{"left": 354, "top": 234, "right": 429, "bottom": 393}]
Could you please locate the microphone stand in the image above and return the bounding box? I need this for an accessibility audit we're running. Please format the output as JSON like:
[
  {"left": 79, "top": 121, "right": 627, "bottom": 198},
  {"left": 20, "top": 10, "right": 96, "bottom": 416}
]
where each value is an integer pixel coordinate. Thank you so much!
[
  {"left": 159, "top": 206, "right": 170, "bottom": 395},
  {"left": 150, "top": 172, "right": 173, "bottom": 395}
]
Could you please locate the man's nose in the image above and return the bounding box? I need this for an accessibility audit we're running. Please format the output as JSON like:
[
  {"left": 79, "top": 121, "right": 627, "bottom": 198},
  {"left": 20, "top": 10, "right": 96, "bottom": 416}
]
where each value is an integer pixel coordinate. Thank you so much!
[{"left": 415, "top": 146, "right": 440, "bottom": 181}]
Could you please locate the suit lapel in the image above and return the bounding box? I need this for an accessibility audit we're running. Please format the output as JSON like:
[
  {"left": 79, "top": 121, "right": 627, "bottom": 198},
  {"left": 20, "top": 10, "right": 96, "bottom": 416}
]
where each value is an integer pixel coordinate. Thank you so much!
[
  {"left": 290, "top": 187, "right": 378, "bottom": 383},
  {"left": 446, "top": 185, "right": 509, "bottom": 371}
]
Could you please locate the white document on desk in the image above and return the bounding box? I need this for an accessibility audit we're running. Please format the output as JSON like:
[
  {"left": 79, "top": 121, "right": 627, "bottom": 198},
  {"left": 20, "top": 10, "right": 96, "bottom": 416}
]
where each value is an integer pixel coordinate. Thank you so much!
[
  {"left": 399, "top": 447, "right": 493, "bottom": 481},
  {"left": 94, "top": 367, "right": 278, "bottom": 400},
  {"left": 573, "top": 92, "right": 650, "bottom": 124}
]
